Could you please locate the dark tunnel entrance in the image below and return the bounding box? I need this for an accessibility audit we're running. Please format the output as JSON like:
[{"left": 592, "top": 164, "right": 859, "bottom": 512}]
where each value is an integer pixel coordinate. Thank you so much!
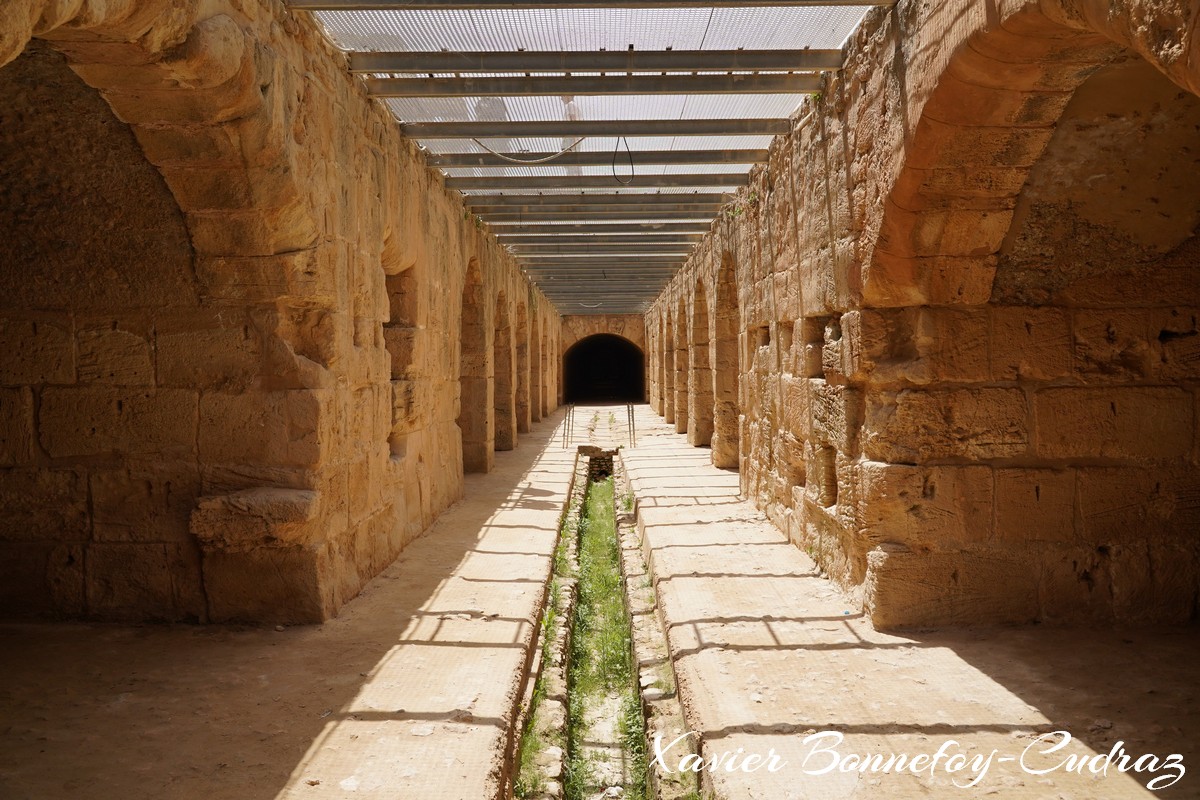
[{"left": 563, "top": 334, "right": 646, "bottom": 404}]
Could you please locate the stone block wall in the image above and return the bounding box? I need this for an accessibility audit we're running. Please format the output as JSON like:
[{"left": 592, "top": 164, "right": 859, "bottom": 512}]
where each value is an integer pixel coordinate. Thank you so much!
[
  {"left": 645, "top": 0, "right": 1200, "bottom": 627},
  {"left": 0, "top": 0, "right": 560, "bottom": 622}
]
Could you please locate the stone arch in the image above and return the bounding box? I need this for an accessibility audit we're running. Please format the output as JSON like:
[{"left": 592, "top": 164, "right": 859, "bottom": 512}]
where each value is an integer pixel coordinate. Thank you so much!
[
  {"left": 493, "top": 291, "right": 515, "bottom": 452},
  {"left": 539, "top": 321, "right": 550, "bottom": 417},
  {"left": 530, "top": 313, "right": 542, "bottom": 423},
  {"left": 689, "top": 280, "right": 714, "bottom": 447},
  {"left": 562, "top": 334, "right": 646, "bottom": 403},
  {"left": 673, "top": 295, "right": 689, "bottom": 434},
  {"left": 458, "top": 257, "right": 491, "bottom": 473},
  {"left": 663, "top": 310, "right": 676, "bottom": 425},
  {"left": 860, "top": 1, "right": 1200, "bottom": 309},
  {"left": 515, "top": 301, "right": 530, "bottom": 434},
  {"left": 0, "top": 3, "right": 376, "bottom": 624},
  {"left": 855, "top": 3, "right": 1200, "bottom": 626},
  {"left": 0, "top": 41, "right": 207, "bottom": 620},
  {"left": 384, "top": 265, "right": 419, "bottom": 457},
  {"left": 712, "top": 253, "right": 741, "bottom": 469},
  {"left": 655, "top": 314, "right": 668, "bottom": 416}
]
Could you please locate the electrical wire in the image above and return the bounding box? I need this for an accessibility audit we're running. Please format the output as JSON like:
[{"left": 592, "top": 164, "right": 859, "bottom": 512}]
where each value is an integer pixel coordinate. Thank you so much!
[
  {"left": 470, "top": 137, "right": 587, "bottom": 164},
  {"left": 612, "top": 136, "right": 634, "bottom": 185}
]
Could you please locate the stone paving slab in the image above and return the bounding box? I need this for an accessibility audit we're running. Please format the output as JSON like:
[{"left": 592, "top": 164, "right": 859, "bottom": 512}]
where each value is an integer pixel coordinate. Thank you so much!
[{"left": 621, "top": 406, "right": 1200, "bottom": 800}]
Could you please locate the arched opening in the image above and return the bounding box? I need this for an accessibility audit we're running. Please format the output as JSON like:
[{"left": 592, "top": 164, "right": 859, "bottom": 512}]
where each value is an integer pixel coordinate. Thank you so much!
[
  {"left": 515, "top": 302, "right": 530, "bottom": 434},
  {"left": 712, "top": 253, "right": 741, "bottom": 469},
  {"left": 457, "top": 258, "right": 491, "bottom": 473},
  {"left": 0, "top": 42, "right": 206, "bottom": 620},
  {"left": 653, "top": 315, "right": 666, "bottom": 415},
  {"left": 539, "top": 323, "right": 550, "bottom": 417},
  {"left": 493, "top": 292, "right": 515, "bottom": 451},
  {"left": 859, "top": 14, "right": 1200, "bottom": 627},
  {"left": 530, "top": 314, "right": 542, "bottom": 423},
  {"left": 663, "top": 312, "right": 675, "bottom": 424},
  {"left": 673, "top": 297, "right": 689, "bottom": 433},
  {"left": 689, "top": 281, "right": 714, "bottom": 447},
  {"left": 562, "top": 335, "right": 645, "bottom": 404}
]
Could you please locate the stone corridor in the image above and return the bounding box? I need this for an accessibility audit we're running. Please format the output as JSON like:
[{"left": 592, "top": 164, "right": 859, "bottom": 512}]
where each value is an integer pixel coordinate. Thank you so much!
[
  {"left": 2, "top": 0, "right": 1199, "bottom": 797},
  {"left": 2, "top": 405, "right": 1196, "bottom": 799}
]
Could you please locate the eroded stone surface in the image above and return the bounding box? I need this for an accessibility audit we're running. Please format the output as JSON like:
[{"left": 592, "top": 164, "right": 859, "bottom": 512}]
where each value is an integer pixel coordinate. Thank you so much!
[
  {"left": 0, "top": 3, "right": 561, "bottom": 622},
  {"left": 643, "top": 0, "right": 1200, "bottom": 626}
]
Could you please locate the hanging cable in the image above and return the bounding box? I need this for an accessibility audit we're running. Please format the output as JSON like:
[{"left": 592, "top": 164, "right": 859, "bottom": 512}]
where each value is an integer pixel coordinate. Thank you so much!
[
  {"left": 470, "top": 137, "right": 587, "bottom": 164},
  {"left": 612, "top": 136, "right": 634, "bottom": 185}
]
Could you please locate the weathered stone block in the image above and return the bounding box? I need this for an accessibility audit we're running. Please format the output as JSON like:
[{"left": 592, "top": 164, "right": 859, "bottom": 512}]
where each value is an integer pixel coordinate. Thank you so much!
[
  {"left": 809, "top": 380, "right": 862, "bottom": 453},
  {"left": 1072, "top": 309, "right": 1154, "bottom": 381},
  {"left": 994, "top": 468, "right": 1075, "bottom": 544},
  {"left": 91, "top": 461, "right": 202, "bottom": 542},
  {"left": 202, "top": 544, "right": 330, "bottom": 624},
  {"left": 0, "top": 315, "right": 74, "bottom": 385},
  {"left": 862, "top": 251, "right": 997, "bottom": 308},
  {"left": 1038, "top": 546, "right": 1115, "bottom": 625},
  {"left": 77, "top": 324, "right": 154, "bottom": 385},
  {"left": 1076, "top": 467, "right": 1200, "bottom": 544},
  {"left": 857, "top": 462, "right": 992, "bottom": 549},
  {"left": 1034, "top": 387, "right": 1192, "bottom": 460},
  {"left": 199, "top": 389, "right": 328, "bottom": 469},
  {"left": 157, "top": 309, "right": 262, "bottom": 389},
  {"left": 0, "top": 542, "right": 85, "bottom": 616},
  {"left": 1110, "top": 542, "right": 1197, "bottom": 624},
  {"left": 0, "top": 468, "right": 89, "bottom": 542},
  {"left": 863, "top": 388, "right": 1028, "bottom": 463},
  {"left": 1155, "top": 308, "right": 1200, "bottom": 381},
  {"left": 85, "top": 543, "right": 177, "bottom": 621},
  {"left": 991, "top": 306, "right": 1072, "bottom": 381},
  {"left": 779, "top": 374, "right": 809, "bottom": 440},
  {"left": 865, "top": 545, "right": 1040, "bottom": 628},
  {"left": 903, "top": 116, "right": 1055, "bottom": 172},
  {"left": 188, "top": 200, "right": 319, "bottom": 258},
  {"left": 191, "top": 487, "right": 321, "bottom": 550},
  {"left": 384, "top": 326, "right": 418, "bottom": 379},
  {"left": 39, "top": 387, "right": 198, "bottom": 459},
  {"left": 0, "top": 387, "right": 33, "bottom": 466}
]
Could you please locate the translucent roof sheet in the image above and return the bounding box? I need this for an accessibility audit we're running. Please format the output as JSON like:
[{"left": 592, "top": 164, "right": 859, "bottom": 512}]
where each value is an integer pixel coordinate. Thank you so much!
[
  {"left": 315, "top": 8, "right": 867, "bottom": 52},
  {"left": 306, "top": 3, "right": 873, "bottom": 314}
]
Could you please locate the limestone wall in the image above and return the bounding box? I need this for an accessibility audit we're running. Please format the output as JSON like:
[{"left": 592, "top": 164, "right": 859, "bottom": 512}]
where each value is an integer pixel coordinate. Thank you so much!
[
  {"left": 0, "top": 0, "right": 559, "bottom": 622},
  {"left": 646, "top": 0, "right": 1200, "bottom": 627}
]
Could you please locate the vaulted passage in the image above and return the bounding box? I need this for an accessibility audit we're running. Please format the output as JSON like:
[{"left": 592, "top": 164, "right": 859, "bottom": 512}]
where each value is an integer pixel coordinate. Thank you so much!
[
  {"left": 4, "top": 1, "right": 1200, "bottom": 798},
  {"left": 562, "top": 334, "right": 645, "bottom": 404}
]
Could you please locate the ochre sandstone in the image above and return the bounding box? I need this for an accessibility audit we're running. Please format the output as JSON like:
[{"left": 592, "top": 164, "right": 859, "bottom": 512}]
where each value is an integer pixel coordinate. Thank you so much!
[
  {"left": 0, "top": 0, "right": 560, "bottom": 623},
  {"left": 2, "top": 0, "right": 1198, "bottom": 633},
  {"left": 645, "top": 0, "right": 1200, "bottom": 627}
]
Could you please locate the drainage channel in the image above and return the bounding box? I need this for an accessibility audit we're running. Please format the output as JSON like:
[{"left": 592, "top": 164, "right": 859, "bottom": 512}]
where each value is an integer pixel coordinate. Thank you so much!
[{"left": 510, "top": 441, "right": 699, "bottom": 800}]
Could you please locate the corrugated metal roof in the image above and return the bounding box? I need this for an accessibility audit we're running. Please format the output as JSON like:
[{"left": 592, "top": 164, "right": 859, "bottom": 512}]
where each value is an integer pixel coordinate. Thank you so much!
[{"left": 301, "top": 3, "right": 872, "bottom": 313}]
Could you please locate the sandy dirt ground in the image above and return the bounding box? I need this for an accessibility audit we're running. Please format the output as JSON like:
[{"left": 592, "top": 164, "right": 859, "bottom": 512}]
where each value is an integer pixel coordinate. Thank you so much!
[
  {"left": 621, "top": 406, "right": 1200, "bottom": 800},
  {"left": 0, "top": 412, "right": 574, "bottom": 800}
]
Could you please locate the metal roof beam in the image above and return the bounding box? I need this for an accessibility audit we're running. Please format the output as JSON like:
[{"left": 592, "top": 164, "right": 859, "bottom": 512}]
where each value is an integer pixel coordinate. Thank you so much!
[
  {"left": 527, "top": 273, "right": 677, "bottom": 278},
  {"left": 296, "top": 1, "right": 890, "bottom": 8},
  {"left": 350, "top": 49, "right": 842, "bottom": 74},
  {"left": 519, "top": 248, "right": 691, "bottom": 256},
  {"left": 429, "top": 149, "right": 767, "bottom": 168},
  {"left": 467, "top": 192, "right": 727, "bottom": 206},
  {"left": 479, "top": 207, "right": 721, "bottom": 218},
  {"left": 503, "top": 234, "right": 703, "bottom": 244},
  {"left": 525, "top": 256, "right": 682, "bottom": 264},
  {"left": 367, "top": 73, "right": 821, "bottom": 96},
  {"left": 449, "top": 173, "right": 746, "bottom": 190},
  {"left": 479, "top": 210, "right": 718, "bottom": 222},
  {"left": 492, "top": 222, "right": 710, "bottom": 234},
  {"left": 401, "top": 119, "right": 789, "bottom": 138}
]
